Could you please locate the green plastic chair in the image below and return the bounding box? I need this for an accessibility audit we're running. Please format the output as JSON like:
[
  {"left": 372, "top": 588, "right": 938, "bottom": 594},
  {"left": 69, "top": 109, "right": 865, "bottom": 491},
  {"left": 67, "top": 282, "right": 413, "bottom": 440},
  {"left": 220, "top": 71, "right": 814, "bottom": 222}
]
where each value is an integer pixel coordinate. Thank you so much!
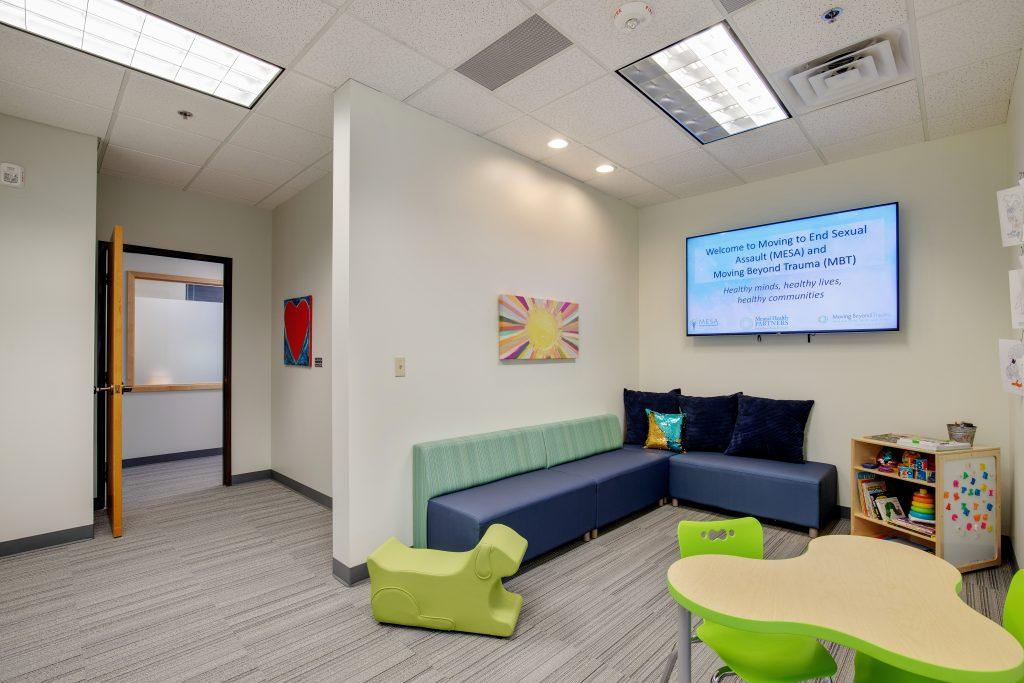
[
  {"left": 367, "top": 523, "right": 527, "bottom": 637},
  {"left": 677, "top": 518, "right": 838, "bottom": 683},
  {"left": 854, "top": 568, "right": 1024, "bottom": 682}
]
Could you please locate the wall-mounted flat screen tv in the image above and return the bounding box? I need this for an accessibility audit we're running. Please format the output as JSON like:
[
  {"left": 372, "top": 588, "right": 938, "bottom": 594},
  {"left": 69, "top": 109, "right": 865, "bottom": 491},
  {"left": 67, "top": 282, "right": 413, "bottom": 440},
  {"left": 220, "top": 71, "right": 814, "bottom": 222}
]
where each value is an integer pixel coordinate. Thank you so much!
[{"left": 686, "top": 202, "right": 899, "bottom": 336}]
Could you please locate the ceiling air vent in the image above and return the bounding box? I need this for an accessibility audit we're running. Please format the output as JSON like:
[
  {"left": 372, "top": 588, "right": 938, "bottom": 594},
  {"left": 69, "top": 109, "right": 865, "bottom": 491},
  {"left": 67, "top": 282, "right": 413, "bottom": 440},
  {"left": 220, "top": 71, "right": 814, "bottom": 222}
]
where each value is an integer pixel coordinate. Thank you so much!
[
  {"left": 456, "top": 15, "right": 572, "bottom": 91},
  {"left": 769, "top": 28, "right": 916, "bottom": 115},
  {"left": 720, "top": 0, "right": 759, "bottom": 12}
]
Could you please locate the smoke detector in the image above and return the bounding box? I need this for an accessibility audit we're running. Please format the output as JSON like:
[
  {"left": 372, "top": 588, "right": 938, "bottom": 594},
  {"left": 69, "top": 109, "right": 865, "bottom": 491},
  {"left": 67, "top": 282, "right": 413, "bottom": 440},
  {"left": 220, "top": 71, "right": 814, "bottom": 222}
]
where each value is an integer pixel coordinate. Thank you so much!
[{"left": 614, "top": 2, "right": 653, "bottom": 32}]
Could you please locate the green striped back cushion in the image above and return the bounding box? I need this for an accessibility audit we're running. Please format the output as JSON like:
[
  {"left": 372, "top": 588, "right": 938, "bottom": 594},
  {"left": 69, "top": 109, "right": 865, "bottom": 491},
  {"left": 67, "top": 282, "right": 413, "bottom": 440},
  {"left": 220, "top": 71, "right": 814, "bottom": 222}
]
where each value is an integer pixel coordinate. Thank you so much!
[
  {"left": 542, "top": 414, "right": 623, "bottom": 467},
  {"left": 413, "top": 426, "right": 546, "bottom": 547}
]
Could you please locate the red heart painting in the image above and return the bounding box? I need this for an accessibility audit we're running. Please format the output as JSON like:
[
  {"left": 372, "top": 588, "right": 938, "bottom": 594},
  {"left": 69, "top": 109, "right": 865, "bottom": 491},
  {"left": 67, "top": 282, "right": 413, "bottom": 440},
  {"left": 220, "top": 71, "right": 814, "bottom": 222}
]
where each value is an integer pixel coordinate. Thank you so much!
[{"left": 283, "top": 296, "right": 312, "bottom": 366}]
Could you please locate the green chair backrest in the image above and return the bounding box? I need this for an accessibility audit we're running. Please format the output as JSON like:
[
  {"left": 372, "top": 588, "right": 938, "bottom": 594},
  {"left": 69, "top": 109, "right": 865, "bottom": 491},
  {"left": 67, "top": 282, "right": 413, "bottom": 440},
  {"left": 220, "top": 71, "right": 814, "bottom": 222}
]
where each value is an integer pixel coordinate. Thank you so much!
[
  {"left": 677, "top": 517, "right": 764, "bottom": 560},
  {"left": 1003, "top": 569, "right": 1024, "bottom": 647},
  {"left": 541, "top": 414, "right": 622, "bottom": 467}
]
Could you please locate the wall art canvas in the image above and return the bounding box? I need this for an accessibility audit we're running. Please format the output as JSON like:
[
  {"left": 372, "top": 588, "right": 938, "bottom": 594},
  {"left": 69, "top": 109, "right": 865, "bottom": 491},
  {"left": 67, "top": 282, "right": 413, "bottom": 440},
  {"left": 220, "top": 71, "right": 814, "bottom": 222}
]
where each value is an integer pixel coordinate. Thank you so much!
[
  {"left": 998, "top": 186, "right": 1024, "bottom": 246},
  {"left": 498, "top": 294, "right": 579, "bottom": 360},
  {"left": 1011, "top": 270, "right": 1024, "bottom": 329},
  {"left": 284, "top": 295, "right": 312, "bottom": 367},
  {"left": 999, "top": 339, "right": 1024, "bottom": 395}
]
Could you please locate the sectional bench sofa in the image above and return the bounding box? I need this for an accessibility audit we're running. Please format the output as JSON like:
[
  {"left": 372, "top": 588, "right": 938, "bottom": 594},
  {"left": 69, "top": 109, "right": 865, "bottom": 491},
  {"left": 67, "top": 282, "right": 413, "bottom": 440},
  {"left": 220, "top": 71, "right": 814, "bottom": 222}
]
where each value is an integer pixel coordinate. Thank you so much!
[{"left": 413, "top": 414, "right": 838, "bottom": 561}]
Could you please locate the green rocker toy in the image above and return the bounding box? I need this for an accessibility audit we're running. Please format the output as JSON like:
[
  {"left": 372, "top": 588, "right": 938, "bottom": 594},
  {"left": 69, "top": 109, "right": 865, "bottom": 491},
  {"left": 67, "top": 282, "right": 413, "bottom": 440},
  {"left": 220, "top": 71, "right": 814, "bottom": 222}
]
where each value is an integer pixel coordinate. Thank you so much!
[{"left": 367, "top": 524, "right": 528, "bottom": 637}]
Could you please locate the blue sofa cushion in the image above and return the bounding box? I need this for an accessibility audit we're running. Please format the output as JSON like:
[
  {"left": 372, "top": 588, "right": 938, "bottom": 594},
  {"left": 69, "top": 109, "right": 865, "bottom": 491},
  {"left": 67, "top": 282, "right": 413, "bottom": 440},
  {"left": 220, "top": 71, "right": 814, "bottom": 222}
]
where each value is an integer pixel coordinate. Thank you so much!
[
  {"left": 427, "top": 469, "right": 596, "bottom": 562},
  {"left": 678, "top": 393, "right": 740, "bottom": 452},
  {"left": 551, "top": 445, "right": 669, "bottom": 526},
  {"left": 623, "top": 388, "right": 681, "bottom": 445},
  {"left": 669, "top": 451, "right": 837, "bottom": 529},
  {"left": 725, "top": 395, "right": 813, "bottom": 463}
]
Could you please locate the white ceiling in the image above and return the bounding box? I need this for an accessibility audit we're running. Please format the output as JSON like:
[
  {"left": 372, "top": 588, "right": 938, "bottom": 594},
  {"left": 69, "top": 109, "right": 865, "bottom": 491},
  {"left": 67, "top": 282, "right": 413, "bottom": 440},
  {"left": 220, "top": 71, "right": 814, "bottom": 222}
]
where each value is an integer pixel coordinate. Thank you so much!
[{"left": 1, "top": 0, "right": 1021, "bottom": 210}]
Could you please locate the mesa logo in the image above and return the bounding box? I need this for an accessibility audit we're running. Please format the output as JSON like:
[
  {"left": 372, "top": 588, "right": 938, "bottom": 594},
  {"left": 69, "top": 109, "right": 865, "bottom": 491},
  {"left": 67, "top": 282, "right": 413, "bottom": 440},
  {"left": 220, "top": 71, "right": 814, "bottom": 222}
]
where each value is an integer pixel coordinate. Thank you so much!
[{"left": 691, "top": 317, "right": 719, "bottom": 328}]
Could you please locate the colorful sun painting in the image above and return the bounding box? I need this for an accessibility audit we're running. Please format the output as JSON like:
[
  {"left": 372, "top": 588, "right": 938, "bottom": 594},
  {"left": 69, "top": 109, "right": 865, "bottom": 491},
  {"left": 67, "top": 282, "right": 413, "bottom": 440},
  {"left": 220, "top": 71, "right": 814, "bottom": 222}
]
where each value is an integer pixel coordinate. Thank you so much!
[{"left": 498, "top": 294, "right": 579, "bottom": 360}]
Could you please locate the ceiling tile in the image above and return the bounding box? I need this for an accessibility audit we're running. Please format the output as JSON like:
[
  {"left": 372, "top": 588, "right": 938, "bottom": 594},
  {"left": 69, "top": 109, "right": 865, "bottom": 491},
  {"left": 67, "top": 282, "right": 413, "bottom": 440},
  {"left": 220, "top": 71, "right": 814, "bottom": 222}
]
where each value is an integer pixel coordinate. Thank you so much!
[
  {"left": 524, "top": 0, "right": 555, "bottom": 7},
  {"left": 923, "top": 50, "right": 1019, "bottom": 119},
  {"left": 110, "top": 114, "right": 220, "bottom": 166},
  {"left": 406, "top": 72, "right": 521, "bottom": 135},
  {"left": 585, "top": 168, "right": 660, "bottom": 199},
  {"left": 705, "top": 119, "right": 813, "bottom": 169},
  {"left": 294, "top": 14, "right": 444, "bottom": 99},
  {"left": 670, "top": 173, "right": 743, "bottom": 199},
  {"left": 734, "top": 150, "right": 822, "bottom": 183},
  {"left": 348, "top": 0, "right": 532, "bottom": 68},
  {"left": 533, "top": 74, "right": 658, "bottom": 143},
  {"left": 625, "top": 187, "right": 677, "bottom": 208},
  {"left": 589, "top": 116, "right": 697, "bottom": 168},
  {"left": 818, "top": 121, "right": 924, "bottom": 163},
  {"left": 633, "top": 147, "right": 732, "bottom": 188},
  {"left": 119, "top": 74, "right": 247, "bottom": 140},
  {"left": 207, "top": 144, "right": 305, "bottom": 186},
  {"left": 798, "top": 81, "right": 921, "bottom": 147},
  {"left": 0, "top": 26, "right": 124, "bottom": 109},
  {"left": 255, "top": 72, "right": 334, "bottom": 136},
  {"left": 731, "top": 0, "right": 908, "bottom": 75},
  {"left": 928, "top": 100, "right": 1009, "bottom": 140},
  {"left": 0, "top": 79, "right": 111, "bottom": 138},
  {"left": 314, "top": 153, "right": 332, "bottom": 172},
  {"left": 915, "top": 0, "right": 969, "bottom": 16},
  {"left": 102, "top": 145, "right": 200, "bottom": 188},
  {"left": 492, "top": 46, "right": 606, "bottom": 113},
  {"left": 541, "top": 145, "right": 616, "bottom": 182},
  {"left": 916, "top": 0, "right": 1024, "bottom": 75},
  {"left": 485, "top": 117, "right": 575, "bottom": 160},
  {"left": 542, "top": 0, "right": 723, "bottom": 70},
  {"left": 230, "top": 114, "right": 332, "bottom": 165},
  {"left": 257, "top": 165, "right": 329, "bottom": 210},
  {"left": 145, "top": 0, "right": 336, "bottom": 66},
  {"left": 190, "top": 167, "right": 277, "bottom": 204}
]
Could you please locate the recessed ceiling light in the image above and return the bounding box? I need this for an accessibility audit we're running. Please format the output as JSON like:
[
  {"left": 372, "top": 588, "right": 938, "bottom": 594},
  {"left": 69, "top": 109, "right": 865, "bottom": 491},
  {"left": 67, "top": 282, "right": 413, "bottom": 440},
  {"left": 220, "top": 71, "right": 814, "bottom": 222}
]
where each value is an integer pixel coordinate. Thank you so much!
[
  {"left": 617, "top": 22, "right": 789, "bottom": 144},
  {"left": 547, "top": 138, "right": 569, "bottom": 150},
  {"left": 0, "top": 0, "right": 281, "bottom": 108},
  {"left": 596, "top": 164, "right": 615, "bottom": 174}
]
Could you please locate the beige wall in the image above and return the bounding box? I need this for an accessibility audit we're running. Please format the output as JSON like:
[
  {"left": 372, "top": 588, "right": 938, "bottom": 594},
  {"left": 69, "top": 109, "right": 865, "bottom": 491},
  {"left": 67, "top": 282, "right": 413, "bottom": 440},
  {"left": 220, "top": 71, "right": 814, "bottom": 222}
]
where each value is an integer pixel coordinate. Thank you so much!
[
  {"left": 0, "top": 114, "right": 96, "bottom": 543},
  {"left": 96, "top": 174, "right": 273, "bottom": 476},
  {"left": 639, "top": 126, "right": 1012, "bottom": 523},
  {"left": 1006, "top": 50, "right": 1024, "bottom": 562},
  {"left": 332, "top": 82, "right": 640, "bottom": 567},
  {"left": 271, "top": 174, "right": 332, "bottom": 497}
]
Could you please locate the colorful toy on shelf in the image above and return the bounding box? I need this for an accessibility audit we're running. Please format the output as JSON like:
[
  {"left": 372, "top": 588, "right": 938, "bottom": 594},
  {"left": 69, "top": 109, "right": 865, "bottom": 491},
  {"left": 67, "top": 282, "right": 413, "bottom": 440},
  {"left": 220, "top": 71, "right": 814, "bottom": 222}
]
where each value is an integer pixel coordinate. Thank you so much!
[
  {"left": 877, "top": 448, "right": 897, "bottom": 473},
  {"left": 910, "top": 488, "right": 936, "bottom": 523}
]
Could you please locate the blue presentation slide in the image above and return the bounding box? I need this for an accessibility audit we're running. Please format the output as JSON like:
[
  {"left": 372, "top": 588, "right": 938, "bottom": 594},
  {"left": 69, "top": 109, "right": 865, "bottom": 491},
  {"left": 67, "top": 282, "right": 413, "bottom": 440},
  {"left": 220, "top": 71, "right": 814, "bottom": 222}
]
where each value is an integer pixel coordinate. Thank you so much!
[{"left": 686, "top": 203, "right": 899, "bottom": 335}]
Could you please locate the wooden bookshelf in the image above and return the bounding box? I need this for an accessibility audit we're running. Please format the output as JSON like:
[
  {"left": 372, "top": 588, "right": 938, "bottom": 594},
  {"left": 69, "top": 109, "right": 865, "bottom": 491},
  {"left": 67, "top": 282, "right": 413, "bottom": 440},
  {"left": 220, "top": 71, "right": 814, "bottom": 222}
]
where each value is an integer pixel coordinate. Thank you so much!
[{"left": 851, "top": 436, "right": 1001, "bottom": 573}]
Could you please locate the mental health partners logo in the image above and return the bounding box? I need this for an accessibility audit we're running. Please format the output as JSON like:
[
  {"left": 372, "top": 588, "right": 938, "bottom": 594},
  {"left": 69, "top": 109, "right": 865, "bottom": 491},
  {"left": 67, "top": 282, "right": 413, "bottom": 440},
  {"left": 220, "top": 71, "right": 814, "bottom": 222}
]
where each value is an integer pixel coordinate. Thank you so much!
[{"left": 818, "top": 314, "right": 828, "bottom": 324}]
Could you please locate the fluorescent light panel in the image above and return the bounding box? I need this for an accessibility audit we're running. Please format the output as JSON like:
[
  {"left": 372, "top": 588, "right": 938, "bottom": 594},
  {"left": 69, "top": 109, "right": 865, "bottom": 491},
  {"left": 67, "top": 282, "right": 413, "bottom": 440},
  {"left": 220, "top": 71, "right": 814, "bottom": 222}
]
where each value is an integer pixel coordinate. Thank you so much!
[
  {"left": 0, "top": 0, "right": 281, "bottom": 107},
  {"left": 618, "top": 22, "right": 788, "bottom": 144}
]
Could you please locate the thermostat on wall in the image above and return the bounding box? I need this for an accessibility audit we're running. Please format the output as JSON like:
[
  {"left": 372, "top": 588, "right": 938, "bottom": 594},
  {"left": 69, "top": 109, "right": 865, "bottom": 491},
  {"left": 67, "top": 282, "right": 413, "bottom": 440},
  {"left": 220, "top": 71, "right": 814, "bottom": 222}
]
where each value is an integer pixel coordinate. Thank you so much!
[{"left": 1, "top": 162, "right": 24, "bottom": 188}]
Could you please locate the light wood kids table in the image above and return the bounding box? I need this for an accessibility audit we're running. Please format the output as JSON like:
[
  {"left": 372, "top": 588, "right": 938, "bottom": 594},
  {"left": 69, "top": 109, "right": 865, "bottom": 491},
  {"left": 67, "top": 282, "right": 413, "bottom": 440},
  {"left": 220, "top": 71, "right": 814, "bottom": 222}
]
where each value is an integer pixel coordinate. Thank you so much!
[{"left": 666, "top": 535, "right": 1023, "bottom": 682}]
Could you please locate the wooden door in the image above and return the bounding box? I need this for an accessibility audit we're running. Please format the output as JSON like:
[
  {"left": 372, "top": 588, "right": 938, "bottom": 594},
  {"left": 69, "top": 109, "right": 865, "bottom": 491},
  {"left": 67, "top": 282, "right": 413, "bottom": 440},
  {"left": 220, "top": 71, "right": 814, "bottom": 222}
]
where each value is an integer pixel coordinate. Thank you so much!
[{"left": 106, "top": 225, "right": 124, "bottom": 537}]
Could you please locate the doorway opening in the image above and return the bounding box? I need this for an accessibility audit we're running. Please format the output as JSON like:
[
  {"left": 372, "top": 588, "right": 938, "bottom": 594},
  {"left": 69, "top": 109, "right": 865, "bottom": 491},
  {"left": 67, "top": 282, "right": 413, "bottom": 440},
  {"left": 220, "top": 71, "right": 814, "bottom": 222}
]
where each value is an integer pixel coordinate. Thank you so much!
[{"left": 95, "top": 242, "right": 233, "bottom": 515}]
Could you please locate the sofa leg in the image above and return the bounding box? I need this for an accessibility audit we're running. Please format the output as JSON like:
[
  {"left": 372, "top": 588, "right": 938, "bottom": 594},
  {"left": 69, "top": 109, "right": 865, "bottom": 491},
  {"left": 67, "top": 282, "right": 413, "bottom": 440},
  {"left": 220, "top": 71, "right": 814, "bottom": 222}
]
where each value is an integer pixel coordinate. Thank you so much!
[
  {"left": 583, "top": 531, "right": 591, "bottom": 542},
  {"left": 671, "top": 498, "right": 679, "bottom": 507},
  {"left": 659, "top": 497, "right": 667, "bottom": 506},
  {"left": 591, "top": 528, "right": 599, "bottom": 539},
  {"left": 809, "top": 527, "right": 819, "bottom": 539}
]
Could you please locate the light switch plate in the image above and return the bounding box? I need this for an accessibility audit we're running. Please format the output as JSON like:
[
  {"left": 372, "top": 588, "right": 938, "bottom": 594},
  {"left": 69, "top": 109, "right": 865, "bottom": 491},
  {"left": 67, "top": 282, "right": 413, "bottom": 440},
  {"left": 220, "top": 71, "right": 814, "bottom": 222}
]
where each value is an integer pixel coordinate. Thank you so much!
[{"left": 394, "top": 357, "right": 406, "bottom": 377}]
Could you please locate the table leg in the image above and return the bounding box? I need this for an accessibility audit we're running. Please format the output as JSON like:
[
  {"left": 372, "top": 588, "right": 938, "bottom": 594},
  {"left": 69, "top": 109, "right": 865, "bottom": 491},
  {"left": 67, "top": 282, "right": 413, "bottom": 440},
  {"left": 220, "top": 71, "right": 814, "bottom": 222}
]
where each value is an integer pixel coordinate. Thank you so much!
[{"left": 676, "top": 604, "right": 691, "bottom": 682}]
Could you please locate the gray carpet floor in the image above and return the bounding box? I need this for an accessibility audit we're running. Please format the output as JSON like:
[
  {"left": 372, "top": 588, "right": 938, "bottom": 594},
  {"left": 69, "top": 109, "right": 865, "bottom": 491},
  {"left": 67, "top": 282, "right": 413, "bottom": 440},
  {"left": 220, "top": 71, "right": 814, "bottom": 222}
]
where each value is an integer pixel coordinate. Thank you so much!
[{"left": 0, "top": 455, "right": 1015, "bottom": 682}]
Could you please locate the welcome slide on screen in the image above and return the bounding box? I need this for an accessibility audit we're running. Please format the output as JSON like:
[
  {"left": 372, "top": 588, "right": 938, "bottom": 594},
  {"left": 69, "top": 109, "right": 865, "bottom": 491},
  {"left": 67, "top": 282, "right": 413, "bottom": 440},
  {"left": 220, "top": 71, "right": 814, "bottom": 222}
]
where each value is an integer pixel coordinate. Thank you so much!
[{"left": 686, "top": 204, "right": 899, "bottom": 335}]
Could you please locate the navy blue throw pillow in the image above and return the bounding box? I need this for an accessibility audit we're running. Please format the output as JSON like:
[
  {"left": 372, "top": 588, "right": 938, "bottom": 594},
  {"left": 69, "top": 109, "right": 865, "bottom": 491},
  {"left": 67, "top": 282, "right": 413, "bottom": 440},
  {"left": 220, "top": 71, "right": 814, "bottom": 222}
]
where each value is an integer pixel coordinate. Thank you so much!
[
  {"left": 678, "top": 393, "right": 741, "bottom": 453},
  {"left": 724, "top": 395, "right": 813, "bottom": 462},
  {"left": 624, "top": 388, "right": 681, "bottom": 445}
]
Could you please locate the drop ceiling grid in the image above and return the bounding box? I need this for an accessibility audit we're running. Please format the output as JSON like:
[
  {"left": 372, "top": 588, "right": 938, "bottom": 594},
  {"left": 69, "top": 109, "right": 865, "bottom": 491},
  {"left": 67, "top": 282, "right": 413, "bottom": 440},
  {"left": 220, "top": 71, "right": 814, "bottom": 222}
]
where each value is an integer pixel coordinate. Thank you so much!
[{"left": 2, "top": 0, "right": 1020, "bottom": 210}]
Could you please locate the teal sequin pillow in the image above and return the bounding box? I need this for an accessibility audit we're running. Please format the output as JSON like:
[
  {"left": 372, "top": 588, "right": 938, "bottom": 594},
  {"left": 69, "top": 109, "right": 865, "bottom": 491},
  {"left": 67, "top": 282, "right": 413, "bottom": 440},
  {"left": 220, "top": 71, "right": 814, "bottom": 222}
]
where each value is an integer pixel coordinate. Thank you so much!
[{"left": 644, "top": 409, "right": 685, "bottom": 452}]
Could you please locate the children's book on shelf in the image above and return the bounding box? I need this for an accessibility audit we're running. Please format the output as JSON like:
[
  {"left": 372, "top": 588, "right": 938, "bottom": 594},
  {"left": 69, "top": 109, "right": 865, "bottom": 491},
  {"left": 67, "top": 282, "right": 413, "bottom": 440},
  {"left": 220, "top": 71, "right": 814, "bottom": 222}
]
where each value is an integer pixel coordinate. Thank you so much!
[
  {"left": 857, "top": 473, "right": 887, "bottom": 519},
  {"left": 895, "top": 436, "right": 971, "bottom": 452},
  {"left": 886, "top": 516, "right": 937, "bottom": 537},
  {"left": 874, "top": 496, "right": 905, "bottom": 522}
]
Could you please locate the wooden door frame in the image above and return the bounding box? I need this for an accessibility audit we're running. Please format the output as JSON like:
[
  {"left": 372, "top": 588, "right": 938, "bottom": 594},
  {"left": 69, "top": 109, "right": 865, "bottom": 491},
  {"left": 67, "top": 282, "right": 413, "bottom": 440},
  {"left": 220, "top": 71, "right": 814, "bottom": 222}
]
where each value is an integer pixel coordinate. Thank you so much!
[{"left": 95, "top": 241, "right": 234, "bottom": 502}]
